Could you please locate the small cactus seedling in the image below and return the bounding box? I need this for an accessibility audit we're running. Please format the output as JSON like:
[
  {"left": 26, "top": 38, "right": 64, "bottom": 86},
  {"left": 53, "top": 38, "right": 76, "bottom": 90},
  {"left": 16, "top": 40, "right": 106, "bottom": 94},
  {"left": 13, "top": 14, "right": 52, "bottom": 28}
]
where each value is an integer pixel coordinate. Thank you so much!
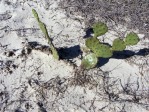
[
  {"left": 112, "top": 38, "right": 126, "bottom": 51},
  {"left": 93, "top": 22, "right": 108, "bottom": 37},
  {"left": 81, "top": 53, "right": 98, "bottom": 69},
  {"left": 124, "top": 32, "right": 140, "bottom": 45},
  {"left": 85, "top": 37, "right": 100, "bottom": 51}
]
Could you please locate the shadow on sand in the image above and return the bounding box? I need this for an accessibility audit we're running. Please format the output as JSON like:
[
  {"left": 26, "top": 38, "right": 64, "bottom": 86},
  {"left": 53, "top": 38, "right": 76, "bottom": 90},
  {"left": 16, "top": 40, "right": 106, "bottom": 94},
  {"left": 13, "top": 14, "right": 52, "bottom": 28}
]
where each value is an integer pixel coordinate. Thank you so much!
[
  {"left": 28, "top": 42, "right": 149, "bottom": 67},
  {"left": 97, "top": 48, "right": 149, "bottom": 67}
]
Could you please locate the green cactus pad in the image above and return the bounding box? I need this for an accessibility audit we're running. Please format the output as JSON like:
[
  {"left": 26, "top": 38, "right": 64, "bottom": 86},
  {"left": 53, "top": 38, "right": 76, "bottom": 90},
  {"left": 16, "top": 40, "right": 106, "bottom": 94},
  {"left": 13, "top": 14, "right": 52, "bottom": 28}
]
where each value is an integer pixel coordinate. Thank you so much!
[
  {"left": 81, "top": 53, "right": 98, "bottom": 69},
  {"left": 32, "top": 9, "right": 39, "bottom": 21},
  {"left": 112, "top": 38, "right": 126, "bottom": 51},
  {"left": 124, "top": 32, "right": 140, "bottom": 45},
  {"left": 32, "top": 9, "right": 59, "bottom": 60},
  {"left": 93, "top": 22, "right": 108, "bottom": 37},
  {"left": 85, "top": 37, "right": 100, "bottom": 50},
  {"left": 92, "top": 44, "right": 113, "bottom": 58}
]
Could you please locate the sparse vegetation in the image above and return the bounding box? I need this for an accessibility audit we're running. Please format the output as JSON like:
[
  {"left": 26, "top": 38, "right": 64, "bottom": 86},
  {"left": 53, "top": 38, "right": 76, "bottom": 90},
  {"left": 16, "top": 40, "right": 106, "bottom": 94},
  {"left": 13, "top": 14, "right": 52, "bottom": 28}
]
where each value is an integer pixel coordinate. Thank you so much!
[
  {"left": 1, "top": 1, "right": 149, "bottom": 112},
  {"left": 83, "top": 22, "right": 140, "bottom": 69},
  {"left": 31, "top": 13, "right": 140, "bottom": 70}
]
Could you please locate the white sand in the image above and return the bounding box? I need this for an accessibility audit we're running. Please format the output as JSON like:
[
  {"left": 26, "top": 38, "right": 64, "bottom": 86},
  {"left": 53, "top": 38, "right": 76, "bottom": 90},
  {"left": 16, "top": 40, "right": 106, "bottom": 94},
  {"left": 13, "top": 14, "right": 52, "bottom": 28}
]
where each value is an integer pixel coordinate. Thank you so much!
[{"left": 0, "top": 0, "right": 149, "bottom": 112}]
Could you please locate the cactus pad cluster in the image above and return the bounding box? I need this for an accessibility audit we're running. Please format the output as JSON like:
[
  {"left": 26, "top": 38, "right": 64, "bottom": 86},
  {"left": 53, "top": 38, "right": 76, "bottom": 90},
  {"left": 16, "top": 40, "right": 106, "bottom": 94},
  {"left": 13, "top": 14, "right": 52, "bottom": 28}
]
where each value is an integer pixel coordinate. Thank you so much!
[{"left": 83, "top": 22, "right": 140, "bottom": 69}]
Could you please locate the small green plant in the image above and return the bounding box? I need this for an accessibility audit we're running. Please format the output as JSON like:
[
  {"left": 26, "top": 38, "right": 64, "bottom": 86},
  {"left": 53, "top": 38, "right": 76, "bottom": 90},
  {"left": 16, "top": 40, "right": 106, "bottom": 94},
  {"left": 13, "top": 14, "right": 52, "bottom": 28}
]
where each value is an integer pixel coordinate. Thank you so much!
[
  {"left": 82, "top": 22, "right": 140, "bottom": 69},
  {"left": 32, "top": 9, "right": 59, "bottom": 60}
]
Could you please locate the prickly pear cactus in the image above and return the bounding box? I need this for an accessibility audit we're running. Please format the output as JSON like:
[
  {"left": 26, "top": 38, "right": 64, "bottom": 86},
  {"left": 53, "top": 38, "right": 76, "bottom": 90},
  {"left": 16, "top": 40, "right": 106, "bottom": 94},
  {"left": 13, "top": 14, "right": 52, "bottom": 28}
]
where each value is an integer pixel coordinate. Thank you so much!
[
  {"left": 32, "top": 9, "right": 59, "bottom": 60},
  {"left": 92, "top": 44, "right": 113, "bottom": 58},
  {"left": 93, "top": 22, "right": 108, "bottom": 37},
  {"left": 124, "top": 32, "right": 140, "bottom": 45},
  {"left": 32, "top": 9, "right": 49, "bottom": 38},
  {"left": 85, "top": 37, "right": 100, "bottom": 51},
  {"left": 83, "top": 23, "right": 140, "bottom": 69},
  {"left": 81, "top": 53, "right": 98, "bottom": 69},
  {"left": 112, "top": 38, "right": 126, "bottom": 51}
]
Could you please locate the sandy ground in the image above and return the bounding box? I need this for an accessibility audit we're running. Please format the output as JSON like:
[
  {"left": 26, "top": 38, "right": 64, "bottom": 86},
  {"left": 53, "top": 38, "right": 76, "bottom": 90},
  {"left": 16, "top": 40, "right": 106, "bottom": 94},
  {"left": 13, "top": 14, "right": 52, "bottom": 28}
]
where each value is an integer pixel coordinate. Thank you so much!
[{"left": 0, "top": 0, "right": 149, "bottom": 112}]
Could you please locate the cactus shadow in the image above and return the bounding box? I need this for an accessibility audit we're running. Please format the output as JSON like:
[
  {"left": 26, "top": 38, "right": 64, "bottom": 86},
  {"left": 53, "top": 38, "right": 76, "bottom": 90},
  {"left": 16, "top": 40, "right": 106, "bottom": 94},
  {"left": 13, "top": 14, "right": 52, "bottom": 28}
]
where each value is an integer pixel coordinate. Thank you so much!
[
  {"left": 112, "top": 48, "right": 149, "bottom": 59},
  {"left": 83, "top": 28, "right": 93, "bottom": 38},
  {"left": 58, "top": 45, "right": 82, "bottom": 59},
  {"left": 96, "top": 58, "right": 110, "bottom": 67},
  {"left": 28, "top": 41, "right": 48, "bottom": 48},
  {"left": 28, "top": 42, "right": 82, "bottom": 60},
  {"left": 97, "top": 48, "right": 149, "bottom": 67},
  {"left": 28, "top": 41, "right": 50, "bottom": 50}
]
